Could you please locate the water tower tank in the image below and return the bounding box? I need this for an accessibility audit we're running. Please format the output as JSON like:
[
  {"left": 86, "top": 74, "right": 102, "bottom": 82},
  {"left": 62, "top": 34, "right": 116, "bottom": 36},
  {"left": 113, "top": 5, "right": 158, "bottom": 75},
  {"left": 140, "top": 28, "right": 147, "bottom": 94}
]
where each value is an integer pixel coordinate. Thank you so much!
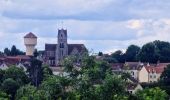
[{"left": 24, "top": 32, "right": 37, "bottom": 56}]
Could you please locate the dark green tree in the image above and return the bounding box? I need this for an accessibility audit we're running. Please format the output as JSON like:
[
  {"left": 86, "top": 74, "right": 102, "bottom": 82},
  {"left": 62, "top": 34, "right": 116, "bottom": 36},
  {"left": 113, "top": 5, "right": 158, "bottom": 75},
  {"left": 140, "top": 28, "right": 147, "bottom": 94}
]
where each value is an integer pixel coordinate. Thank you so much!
[
  {"left": 160, "top": 64, "right": 170, "bottom": 95},
  {"left": 40, "top": 76, "right": 63, "bottom": 99},
  {"left": 135, "top": 87, "right": 168, "bottom": 100},
  {"left": 16, "top": 84, "right": 46, "bottom": 100},
  {"left": 4, "top": 66, "right": 29, "bottom": 86},
  {"left": 4, "top": 48, "right": 10, "bottom": 56},
  {"left": 33, "top": 49, "right": 39, "bottom": 58},
  {"left": 1, "top": 78, "right": 19, "bottom": 100},
  {"left": 0, "top": 91, "right": 9, "bottom": 100},
  {"left": 0, "top": 69, "right": 5, "bottom": 83},
  {"left": 111, "top": 50, "right": 125, "bottom": 63},
  {"left": 98, "top": 52, "right": 103, "bottom": 56},
  {"left": 10, "top": 45, "right": 17, "bottom": 56},
  {"left": 28, "top": 59, "right": 43, "bottom": 87},
  {"left": 125, "top": 45, "right": 140, "bottom": 62},
  {"left": 138, "top": 42, "right": 159, "bottom": 63},
  {"left": 42, "top": 64, "right": 53, "bottom": 79},
  {"left": 153, "top": 40, "right": 170, "bottom": 62}
]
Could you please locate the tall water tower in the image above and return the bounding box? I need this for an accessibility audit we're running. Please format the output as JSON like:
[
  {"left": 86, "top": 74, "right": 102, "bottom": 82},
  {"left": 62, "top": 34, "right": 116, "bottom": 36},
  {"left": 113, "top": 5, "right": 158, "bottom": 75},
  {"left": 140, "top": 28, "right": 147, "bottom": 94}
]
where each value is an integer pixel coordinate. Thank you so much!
[{"left": 24, "top": 32, "right": 37, "bottom": 56}]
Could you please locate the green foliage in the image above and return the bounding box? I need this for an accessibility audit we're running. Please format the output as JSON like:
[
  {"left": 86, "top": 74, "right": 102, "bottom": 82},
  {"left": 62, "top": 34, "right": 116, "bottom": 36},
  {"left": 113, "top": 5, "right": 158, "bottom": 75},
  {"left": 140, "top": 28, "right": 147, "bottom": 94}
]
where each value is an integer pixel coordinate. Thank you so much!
[
  {"left": 4, "top": 66, "right": 29, "bottom": 85},
  {"left": 28, "top": 59, "right": 43, "bottom": 87},
  {"left": 0, "top": 69, "right": 4, "bottom": 83},
  {"left": 111, "top": 50, "right": 125, "bottom": 63},
  {"left": 98, "top": 52, "right": 103, "bottom": 56},
  {"left": 125, "top": 45, "right": 140, "bottom": 62},
  {"left": 0, "top": 91, "right": 9, "bottom": 100},
  {"left": 4, "top": 45, "right": 25, "bottom": 56},
  {"left": 40, "top": 76, "right": 63, "bottom": 99},
  {"left": 62, "top": 55, "right": 128, "bottom": 100},
  {"left": 42, "top": 64, "right": 53, "bottom": 79},
  {"left": 160, "top": 64, "right": 170, "bottom": 85},
  {"left": 104, "top": 40, "right": 170, "bottom": 63},
  {"left": 135, "top": 87, "right": 168, "bottom": 100},
  {"left": 138, "top": 42, "right": 159, "bottom": 63},
  {"left": 16, "top": 84, "right": 46, "bottom": 100},
  {"left": 33, "top": 49, "right": 39, "bottom": 58},
  {"left": 159, "top": 64, "right": 170, "bottom": 95},
  {"left": 1, "top": 78, "right": 19, "bottom": 99}
]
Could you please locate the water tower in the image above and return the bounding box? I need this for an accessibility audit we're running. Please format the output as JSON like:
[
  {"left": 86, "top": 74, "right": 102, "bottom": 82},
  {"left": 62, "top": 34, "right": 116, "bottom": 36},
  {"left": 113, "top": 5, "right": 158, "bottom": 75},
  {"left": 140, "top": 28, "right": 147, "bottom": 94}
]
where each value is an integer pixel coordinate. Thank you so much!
[{"left": 24, "top": 32, "right": 37, "bottom": 56}]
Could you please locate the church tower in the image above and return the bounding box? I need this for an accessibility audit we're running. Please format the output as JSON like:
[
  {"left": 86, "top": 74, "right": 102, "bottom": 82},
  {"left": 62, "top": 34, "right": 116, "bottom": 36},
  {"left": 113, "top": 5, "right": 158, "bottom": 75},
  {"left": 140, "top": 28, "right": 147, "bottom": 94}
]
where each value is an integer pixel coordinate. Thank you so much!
[{"left": 56, "top": 29, "right": 68, "bottom": 65}]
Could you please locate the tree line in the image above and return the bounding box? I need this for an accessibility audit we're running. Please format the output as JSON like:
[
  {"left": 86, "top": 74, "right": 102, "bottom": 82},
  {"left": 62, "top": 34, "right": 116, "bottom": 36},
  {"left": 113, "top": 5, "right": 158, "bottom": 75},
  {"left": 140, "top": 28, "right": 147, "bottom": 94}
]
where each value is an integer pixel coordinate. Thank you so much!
[
  {"left": 102, "top": 40, "right": 170, "bottom": 63},
  {"left": 1, "top": 45, "right": 25, "bottom": 56}
]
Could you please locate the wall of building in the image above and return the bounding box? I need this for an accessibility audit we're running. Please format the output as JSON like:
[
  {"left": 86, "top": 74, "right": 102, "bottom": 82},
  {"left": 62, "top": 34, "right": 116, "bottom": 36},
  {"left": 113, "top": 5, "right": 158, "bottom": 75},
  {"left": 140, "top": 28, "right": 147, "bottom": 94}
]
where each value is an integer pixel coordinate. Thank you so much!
[{"left": 139, "top": 67, "right": 149, "bottom": 83}]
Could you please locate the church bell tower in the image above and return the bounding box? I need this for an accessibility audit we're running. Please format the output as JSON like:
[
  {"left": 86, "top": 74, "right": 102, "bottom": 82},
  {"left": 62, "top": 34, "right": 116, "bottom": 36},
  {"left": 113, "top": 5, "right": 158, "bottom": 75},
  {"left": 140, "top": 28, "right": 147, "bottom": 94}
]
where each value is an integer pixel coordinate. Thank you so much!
[{"left": 56, "top": 29, "right": 68, "bottom": 65}]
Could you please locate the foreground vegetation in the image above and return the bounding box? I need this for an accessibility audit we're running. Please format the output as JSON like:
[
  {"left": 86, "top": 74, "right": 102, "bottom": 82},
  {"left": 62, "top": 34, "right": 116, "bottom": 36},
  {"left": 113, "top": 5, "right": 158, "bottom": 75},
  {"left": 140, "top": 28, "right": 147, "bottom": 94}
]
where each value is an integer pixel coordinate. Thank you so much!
[{"left": 0, "top": 54, "right": 169, "bottom": 100}]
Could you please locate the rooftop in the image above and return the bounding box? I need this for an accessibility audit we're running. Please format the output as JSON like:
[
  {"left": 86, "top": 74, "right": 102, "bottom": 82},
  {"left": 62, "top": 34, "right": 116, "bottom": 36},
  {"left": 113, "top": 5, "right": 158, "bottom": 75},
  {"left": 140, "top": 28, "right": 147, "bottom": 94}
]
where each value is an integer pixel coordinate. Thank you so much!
[{"left": 24, "top": 32, "right": 37, "bottom": 38}]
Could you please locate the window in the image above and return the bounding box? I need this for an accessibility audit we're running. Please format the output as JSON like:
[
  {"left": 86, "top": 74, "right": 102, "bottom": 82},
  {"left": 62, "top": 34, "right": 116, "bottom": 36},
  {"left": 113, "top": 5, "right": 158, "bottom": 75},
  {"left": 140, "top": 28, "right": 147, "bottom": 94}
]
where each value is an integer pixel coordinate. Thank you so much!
[
  {"left": 131, "top": 71, "right": 134, "bottom": 75},
  {"left": 62, "top": 43, "right": 64, "bottom": 48},
  {"left": 60, "top": 43, "right": 64, "bottom": 48},
  {"left": 150, "top": 75, "right": 152, "bottom": 78},
  {"left": 154, "top": 75, "right": 156, "bottom": 78}
]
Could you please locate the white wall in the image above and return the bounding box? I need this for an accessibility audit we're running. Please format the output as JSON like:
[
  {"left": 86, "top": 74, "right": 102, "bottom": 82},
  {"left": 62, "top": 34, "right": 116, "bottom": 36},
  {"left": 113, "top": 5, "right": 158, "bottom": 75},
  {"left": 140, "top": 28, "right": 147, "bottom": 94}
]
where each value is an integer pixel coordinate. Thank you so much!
[{"left": 139, "top": 67, "right": 148, "bottom": 83}]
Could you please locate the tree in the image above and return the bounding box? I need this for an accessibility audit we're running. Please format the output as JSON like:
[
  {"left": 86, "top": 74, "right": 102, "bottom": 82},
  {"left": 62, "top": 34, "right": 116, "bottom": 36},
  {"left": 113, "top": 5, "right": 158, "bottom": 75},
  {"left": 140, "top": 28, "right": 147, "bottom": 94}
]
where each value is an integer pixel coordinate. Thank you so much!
[
  {"left": 0, "top": 91, "right": 9, "bottom": 100},
  {"left": 42, "top": 65, "right": 53, "bottom": 79},
  {"left": 40, "top": 76, "right": 63, "bottom": 99},
  {"left": 33, "top": 49, "right": 39, "bottom": 58},
  {"left": 125, "top": 45, "right": 140, "bottom": 62},
  {"left": 15, "top": 84, "right": 46, "bottom": 100},
  {"left": 111, "top": 50, "right": 125, "bottom": 63},
  {"left": 138, "top": 42, "right": 159, "bottom": 63},
  {"left": 160, "top": 64, "right": 170, "bottom": 95},
  {"left": 0, "top": 51, "right": 3, "bottom": 56},
  {"left": 4, "top": 66, "right": 29, "bottom": 86},
  {"left": 0, "top": 69, "right": 5, "bottom": 83},
  {"left": 153, "top": 40, "right": 170, "bottom": 62},
  {"left": 10, "top": 45, "right": 17, "bottom": 56},
  {"left": 1, "top": 78, "right": 19, "bottom": 100},
  {"left": 28, "top": 59, "right": 43, "bottom": 87},
  {"left": 98, "top": 52, "right": 103, "bottom": 56},
  {"left": 135, "top": 87, "right": 168, "bottom": 100},
  {"left": 4, "top": 48, "right": 10, "bottom": 56},
  {"left": 62, "top": 55, "right": 128, "bottom": 100}
]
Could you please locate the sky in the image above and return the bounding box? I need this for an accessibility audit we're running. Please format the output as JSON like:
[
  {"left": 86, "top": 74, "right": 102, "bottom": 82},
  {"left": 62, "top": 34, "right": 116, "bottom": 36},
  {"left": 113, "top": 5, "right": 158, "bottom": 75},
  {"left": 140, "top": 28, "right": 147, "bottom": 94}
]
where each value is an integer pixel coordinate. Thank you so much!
[{"left": 1, "top": 0, "right": 170, "bottom": 54}]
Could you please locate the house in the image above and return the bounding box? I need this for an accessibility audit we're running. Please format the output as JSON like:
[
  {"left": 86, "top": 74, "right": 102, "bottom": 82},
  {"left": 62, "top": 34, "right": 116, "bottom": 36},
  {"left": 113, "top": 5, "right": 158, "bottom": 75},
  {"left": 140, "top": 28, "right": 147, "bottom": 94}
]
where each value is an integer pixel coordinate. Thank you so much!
[
  {"left": 139, "top": 65, "right": 165, "bottom": 83},
  {"left": 0, "top": 55, "right": 30, "bottom": 71},
  {"left": 127, "top": 83, "right": 143, "bottom": 94},
  {"left": 123, "top": 62, "right": 143, "bottom": 80},
  {"left": 0, "top": 63, "right": 8, "bottom": 70}
]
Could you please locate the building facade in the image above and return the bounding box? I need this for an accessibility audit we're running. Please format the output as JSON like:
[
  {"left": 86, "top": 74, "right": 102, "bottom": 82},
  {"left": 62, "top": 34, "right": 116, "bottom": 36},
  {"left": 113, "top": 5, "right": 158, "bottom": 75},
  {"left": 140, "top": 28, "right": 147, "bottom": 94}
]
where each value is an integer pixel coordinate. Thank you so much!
[{"left": 45, "top": 29, "right": 87, "bottom": 66}]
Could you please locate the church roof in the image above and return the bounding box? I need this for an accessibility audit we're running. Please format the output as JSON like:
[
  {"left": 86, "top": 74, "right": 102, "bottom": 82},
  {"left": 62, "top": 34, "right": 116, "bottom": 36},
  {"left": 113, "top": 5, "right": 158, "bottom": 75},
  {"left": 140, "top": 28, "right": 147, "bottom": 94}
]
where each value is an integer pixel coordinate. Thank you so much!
[
  {"left": 45, "top": 44, "right": 57, "bottom": 51},
  {"left": 45, "top": 44, "right": 87, "bottom": 54},
  {"left": 24, "top": 32, "right": 37, "bottom": 38},
  {"left": 68, "top": 44, "right": 87, "bottom": 55}
]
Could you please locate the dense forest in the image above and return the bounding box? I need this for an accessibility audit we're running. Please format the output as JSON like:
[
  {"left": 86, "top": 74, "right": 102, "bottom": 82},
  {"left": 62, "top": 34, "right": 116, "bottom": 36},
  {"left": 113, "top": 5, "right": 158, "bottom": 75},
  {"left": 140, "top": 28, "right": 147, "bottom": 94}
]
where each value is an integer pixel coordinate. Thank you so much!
[{"left": 102, "top": 40, "right": 170, "bottom": 63}]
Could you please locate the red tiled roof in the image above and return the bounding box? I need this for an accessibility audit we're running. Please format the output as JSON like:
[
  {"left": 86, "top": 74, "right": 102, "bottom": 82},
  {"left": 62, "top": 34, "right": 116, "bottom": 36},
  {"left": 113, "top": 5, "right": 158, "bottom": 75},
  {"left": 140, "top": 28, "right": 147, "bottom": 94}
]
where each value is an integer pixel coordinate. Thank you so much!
[
  {"left": 0, "top": 56, "right": 31, "bottom": 66},
  {"left": 24, "top": 32, "right": 37, "bottom": 38},
  {"left": 145, "top": 66, "right": 165, "bottom": 74}
]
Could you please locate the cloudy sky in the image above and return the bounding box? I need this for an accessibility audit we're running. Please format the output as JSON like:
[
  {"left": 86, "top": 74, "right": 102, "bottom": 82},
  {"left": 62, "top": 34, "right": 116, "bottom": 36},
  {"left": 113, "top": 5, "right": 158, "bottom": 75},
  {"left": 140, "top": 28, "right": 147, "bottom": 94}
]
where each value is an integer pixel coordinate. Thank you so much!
[{"left": 1, "top": 0, "right": 170, "bottom": 53}]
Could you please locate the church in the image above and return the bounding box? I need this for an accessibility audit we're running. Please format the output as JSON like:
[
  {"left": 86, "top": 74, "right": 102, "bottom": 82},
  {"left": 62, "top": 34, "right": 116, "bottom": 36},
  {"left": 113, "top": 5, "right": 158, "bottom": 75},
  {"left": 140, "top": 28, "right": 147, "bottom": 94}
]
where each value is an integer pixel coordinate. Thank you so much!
[{"left": 44, "top": 29, "right": 87, "bottom": 66}]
